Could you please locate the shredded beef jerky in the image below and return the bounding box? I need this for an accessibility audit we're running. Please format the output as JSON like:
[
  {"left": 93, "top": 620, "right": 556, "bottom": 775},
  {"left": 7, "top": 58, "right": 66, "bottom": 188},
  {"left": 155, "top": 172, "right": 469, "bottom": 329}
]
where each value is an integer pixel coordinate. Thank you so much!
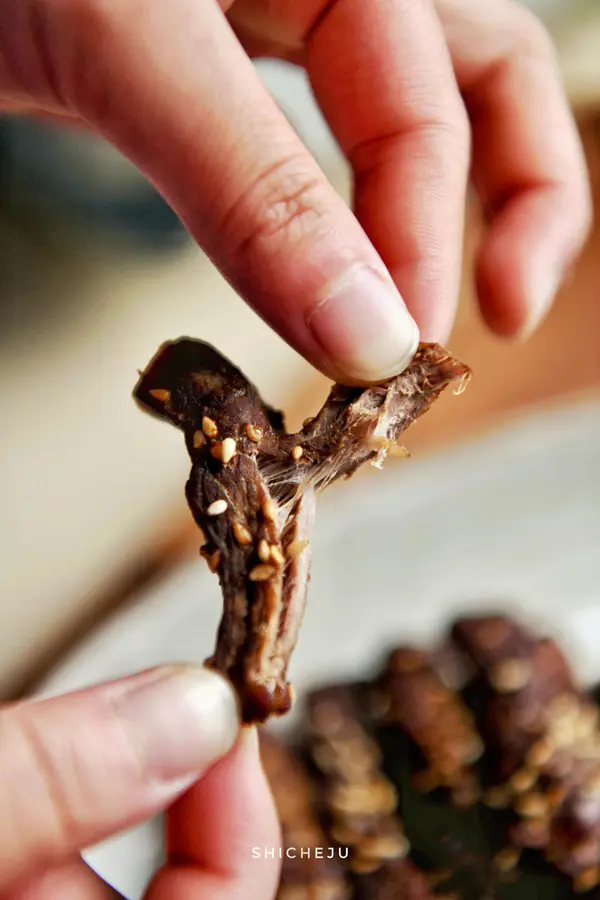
[
  {"left": 450, "top": 616, "right": 576, "bottom": 782},
  {"left": 372, "top": 646, "right": 484, "bottom": 807},
  {"left": 450, "top": 615, "right": 600, "bottom": 890},
  {"left": 134, "top": 338, "right": 470, "bottom": 723},
  {"left": 259, "top": 731, "right": 351, "bottom": 900},
  {"left": 304, "top": 684, "right": 433, "bottom": 898}
]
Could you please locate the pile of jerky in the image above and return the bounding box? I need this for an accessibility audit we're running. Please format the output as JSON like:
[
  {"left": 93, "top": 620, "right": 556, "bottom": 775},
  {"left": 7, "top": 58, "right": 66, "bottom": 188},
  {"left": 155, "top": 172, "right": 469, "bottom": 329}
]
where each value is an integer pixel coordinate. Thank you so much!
[{"left": 259, "top": 614, "right": 600, "bottom": 900}]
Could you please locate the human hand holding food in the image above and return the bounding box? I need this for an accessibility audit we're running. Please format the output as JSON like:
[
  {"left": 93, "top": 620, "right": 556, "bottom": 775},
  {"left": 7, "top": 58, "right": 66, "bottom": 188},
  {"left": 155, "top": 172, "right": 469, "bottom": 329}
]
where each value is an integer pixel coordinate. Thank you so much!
[
  {"left": 0, "top": 0, "right": 591, "bottom": 384},
  {"left": 1, "top": 666, "right": 279, "bottom": 900}
]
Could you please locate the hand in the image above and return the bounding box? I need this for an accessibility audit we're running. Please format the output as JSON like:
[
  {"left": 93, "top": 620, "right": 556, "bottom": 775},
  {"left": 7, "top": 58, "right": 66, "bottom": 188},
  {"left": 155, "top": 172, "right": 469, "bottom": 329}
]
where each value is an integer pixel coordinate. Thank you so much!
[
  {"left": 0, "top": 0, "right": 591, "bottom": 382},
  {"left": 0, "top": 666, "right": 280, "bottom": 899}
]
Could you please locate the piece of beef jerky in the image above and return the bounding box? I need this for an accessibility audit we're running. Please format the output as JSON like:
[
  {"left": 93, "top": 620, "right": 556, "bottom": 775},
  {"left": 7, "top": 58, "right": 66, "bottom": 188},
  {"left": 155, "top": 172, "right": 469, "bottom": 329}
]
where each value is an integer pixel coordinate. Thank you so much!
[
  {"left": 259, "top": 731, "right": 350, "bottom": 900},
  {"left": 372, "top": 647, "right": 484, "bottom": 807},
  {"left": 451, "top": 615, "right": 600, "bottom": 890},
  {"left": 134, "top": 338, "right": 470, "bottom": 723},
  {"left": 520, "top": 692, "right": 600, "bottom": 891},
  {"left": 450, "top": 616, "right": 576, "bottom": 783},
  {"left": 304, "top": 684, "right": 434, "bottom": 899}
]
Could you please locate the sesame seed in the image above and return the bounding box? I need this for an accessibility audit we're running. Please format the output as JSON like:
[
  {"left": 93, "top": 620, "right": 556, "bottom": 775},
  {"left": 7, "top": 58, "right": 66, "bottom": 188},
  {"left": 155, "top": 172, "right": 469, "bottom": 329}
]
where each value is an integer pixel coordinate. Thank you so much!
[
  {"left": 270, "top": 545, "right": 286, "bottom": 566},
  {"left": 210, "top": 441, "right": 223, "bottom": 460},
  {"left": 221, "top": 437, "right": 237, "bottom": 464},
  {"left": 515, "top": 792, "right": 549, "bottom": 819},
  {"left": 262, "top": 499, "right": 277, "bottom": 521},
  {"left": 245, "top": 423, "right": 263, "bottom": 443},
  {"left": 484, "top": 786, "right": 511, "bottom": 809},
  {"left": 207, "top": 499, "right": 227, "bottom": 516},
  {"left": 292, "top": 445, "right": 304, "bottom": 461},
  {"left": 546, "top": 784, "right": 568, "bottom": 808},
  {"left": 286, "top": 539, "right": 309, "bottom": 558},
  {"left": 510, "top": 767, "right": 538, "bottom": 794},
  {"left": 527, "top": 739, "right": 554, "bottom": 768},
  {"left": 329, "top": 781, "right": 397, "bottom": 817},
  {"left": 249, "top": 564, "right": 276, "bottom": 582},
  {"left": 202, "top": 416, "right": 218, "bottom": 438},
  {"left": 201, "top": 548, "right": 221, "bottom": 573},
  {"left": 302, "top": 417, "right": 314, "bottom": 428},
  {"left": 193, "top": 430, "right": 205, "bottom": 449},
  {"left": 493, "top": 847, "right": 521, "bottom": 873},
  {"left": 359, "top": 833, "right": 410, "bottom": 861},
  {"left": 149, "top": 388, "right": 170, "bottom": 403},
  {"left": 233, "top": 522, "right": 252, "bottom": 545},
  {"left": 574, "top": 867, "right": 600, "bottom": 893},
  {"left": 257, "top": 539, "right": 271, "bottom": 563},
  {"left": 489, "top": 658, "right": 533, "bottom": 693}
]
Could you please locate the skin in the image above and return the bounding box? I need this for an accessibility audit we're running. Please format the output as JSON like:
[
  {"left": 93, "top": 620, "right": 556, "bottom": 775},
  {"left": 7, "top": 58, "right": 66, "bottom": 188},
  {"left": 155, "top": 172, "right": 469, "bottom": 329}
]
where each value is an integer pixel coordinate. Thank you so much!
[{"left": 0, "top": 0, "right": 592, "bottom": 896}]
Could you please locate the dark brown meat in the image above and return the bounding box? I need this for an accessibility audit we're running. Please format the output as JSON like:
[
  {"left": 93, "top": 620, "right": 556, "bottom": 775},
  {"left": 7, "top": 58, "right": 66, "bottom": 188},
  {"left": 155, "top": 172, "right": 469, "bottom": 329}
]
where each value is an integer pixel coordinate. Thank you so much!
[
  {"left": 305, "top": 686, "right": 415, "bottom": 883},
  {"left": 450, "top": 614, "right": 600, "bottom": 890},
  {"left": 259, "top": 731, "right": 351, "bottom": 900},
  {"left": 134, "top": 338, "right": 470, "bottom": 723},
  {"left": 450, "top": 616, "right": 577, "bottom": 781},
  {"left": 373, "top": 646, "right": 483, "bottom": 806}
]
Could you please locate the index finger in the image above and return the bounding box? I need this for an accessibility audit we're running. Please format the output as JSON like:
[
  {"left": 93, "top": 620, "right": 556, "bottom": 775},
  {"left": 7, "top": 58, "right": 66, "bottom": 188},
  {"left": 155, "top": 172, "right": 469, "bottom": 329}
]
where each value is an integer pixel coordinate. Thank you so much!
[{"left": 304, "top": 0, "right": 471, "bottom": 342}]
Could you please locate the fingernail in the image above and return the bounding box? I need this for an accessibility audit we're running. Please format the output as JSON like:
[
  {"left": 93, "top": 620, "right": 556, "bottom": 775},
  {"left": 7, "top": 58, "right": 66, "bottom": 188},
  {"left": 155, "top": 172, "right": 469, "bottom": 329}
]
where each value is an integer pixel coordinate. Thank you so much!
[
  {"left": 520, "top": 264, "right": 562, "bottom": 340},
  {"left": 115, "top": 666, "right": 239, "bottom": 785},
  {"left": 308, "top": 264, "right": 419, "bottom": 381}
]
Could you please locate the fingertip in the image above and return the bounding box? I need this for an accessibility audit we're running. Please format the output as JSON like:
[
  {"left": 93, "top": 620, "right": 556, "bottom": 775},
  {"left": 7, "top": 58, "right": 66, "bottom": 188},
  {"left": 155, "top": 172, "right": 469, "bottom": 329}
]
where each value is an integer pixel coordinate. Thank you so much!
[
  {"left": 475, "top": 243, "right": 528, "bottom": 339},
  {"left": 474, "top": 186, "right": 589, "bottom": 340}
]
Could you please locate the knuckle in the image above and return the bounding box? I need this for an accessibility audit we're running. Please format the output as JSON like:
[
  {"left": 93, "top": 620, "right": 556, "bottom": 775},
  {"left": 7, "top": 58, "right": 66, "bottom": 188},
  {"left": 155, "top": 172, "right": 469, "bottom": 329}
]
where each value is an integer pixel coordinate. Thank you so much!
[
  {"left": 351, "top": 111, "right": 471, "bottom": 183},
  {"left": 8, "top": 709, "right": 80, "bottom": 856},
  {"left": 508, "top": 5, "right": 559, "bottom": 67},
  {"left": 220, "top": 155, "right": 328, "bottom": 257}
]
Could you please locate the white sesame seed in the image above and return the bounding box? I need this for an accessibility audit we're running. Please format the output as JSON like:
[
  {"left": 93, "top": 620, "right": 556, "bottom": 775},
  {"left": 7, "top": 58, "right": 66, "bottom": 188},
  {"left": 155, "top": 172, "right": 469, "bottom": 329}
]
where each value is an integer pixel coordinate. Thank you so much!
[
  {"left": 221, "top": 437, "right": 237, "bottom": 464},
  {"left": 490, "top": 659, "right": 533, "bottom": 693},
  {"left": 207, "top": 499, "right": 227, "bottom": 516},
  {"left": 292, "top": 445, "right": 304, "bottom": 461}
]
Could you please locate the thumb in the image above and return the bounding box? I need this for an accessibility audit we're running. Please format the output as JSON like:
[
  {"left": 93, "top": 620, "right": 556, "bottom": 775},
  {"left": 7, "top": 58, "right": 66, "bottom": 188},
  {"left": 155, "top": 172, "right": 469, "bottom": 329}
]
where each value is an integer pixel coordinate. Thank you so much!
[
  {"left": 0, "top": 665, "right": 239, "bottom": 891},
  {"left": 0, "top": 0, "right": 418, "bottom": 384}
]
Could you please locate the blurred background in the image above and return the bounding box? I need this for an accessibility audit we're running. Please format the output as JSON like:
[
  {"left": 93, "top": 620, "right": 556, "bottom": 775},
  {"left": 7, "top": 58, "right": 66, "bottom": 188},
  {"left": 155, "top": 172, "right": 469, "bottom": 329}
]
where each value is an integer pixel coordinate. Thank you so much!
[{"left": 0, "top": 0, "right": 600, "bottom": 703}]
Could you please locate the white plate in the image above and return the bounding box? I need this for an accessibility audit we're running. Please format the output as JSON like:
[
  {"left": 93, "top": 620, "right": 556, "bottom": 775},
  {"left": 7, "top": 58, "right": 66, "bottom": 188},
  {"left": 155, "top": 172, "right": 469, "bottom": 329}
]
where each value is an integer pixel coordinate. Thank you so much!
[{"left": 36, "top": 396, "right": 600, "bottom": 900}]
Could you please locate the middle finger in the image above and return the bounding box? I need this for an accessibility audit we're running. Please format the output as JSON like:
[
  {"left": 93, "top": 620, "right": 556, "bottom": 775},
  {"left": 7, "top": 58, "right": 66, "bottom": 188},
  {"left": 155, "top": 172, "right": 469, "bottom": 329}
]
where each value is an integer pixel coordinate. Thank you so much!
[{"left": 304, "top": 0, "right": 471, "bottom": 342}]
